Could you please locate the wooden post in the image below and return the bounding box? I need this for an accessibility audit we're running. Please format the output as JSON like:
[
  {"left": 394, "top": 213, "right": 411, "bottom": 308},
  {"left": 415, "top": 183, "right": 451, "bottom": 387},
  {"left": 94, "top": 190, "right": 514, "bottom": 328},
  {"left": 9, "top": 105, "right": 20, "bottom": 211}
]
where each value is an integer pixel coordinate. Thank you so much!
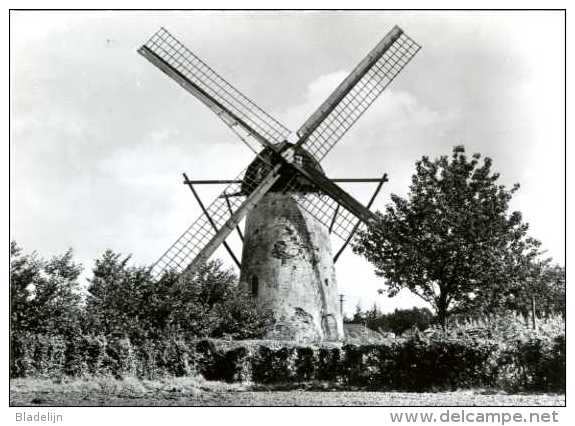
[
  {"left": 329, "top": 205, "right": 340, "bottom": 234},
  {"left": 183, "top": 173, "right": 241, "bottom": 269},
  {"left": 223, "top": 194, "right": 244, "bottom": 242},
  {"left": 333, "top": 173, "right": 388, "bottom": 262}
]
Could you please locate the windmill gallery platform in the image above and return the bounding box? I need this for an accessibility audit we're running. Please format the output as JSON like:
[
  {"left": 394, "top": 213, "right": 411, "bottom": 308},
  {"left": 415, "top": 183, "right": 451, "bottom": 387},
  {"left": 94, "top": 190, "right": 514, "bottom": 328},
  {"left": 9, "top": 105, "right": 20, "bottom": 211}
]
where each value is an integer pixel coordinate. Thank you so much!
[{"left": 138, "top": 26, "right": 421, "bottom": 342}]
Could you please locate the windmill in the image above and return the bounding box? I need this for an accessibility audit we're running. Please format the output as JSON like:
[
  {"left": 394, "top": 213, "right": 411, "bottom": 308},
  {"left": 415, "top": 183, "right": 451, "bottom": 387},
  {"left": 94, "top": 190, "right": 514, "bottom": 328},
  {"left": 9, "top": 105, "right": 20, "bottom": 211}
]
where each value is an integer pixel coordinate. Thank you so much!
[{"left": 138, "top": 26, "right": 420, "bottom": 342}]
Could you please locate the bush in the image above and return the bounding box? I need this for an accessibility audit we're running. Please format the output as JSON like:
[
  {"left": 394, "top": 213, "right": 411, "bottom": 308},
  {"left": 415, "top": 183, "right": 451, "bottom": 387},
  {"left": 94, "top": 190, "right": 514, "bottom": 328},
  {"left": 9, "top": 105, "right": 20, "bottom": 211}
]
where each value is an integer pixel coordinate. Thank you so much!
[
  {"left": 252, "top": 346, "right": 298, "bottom": 384},
  {"left": 316, "top": 347, "right": 344, "bottom": 382},
  {"left": 84, "top": 254, "right": 273, "bottom": 341},
  {"left": 10, "top": 315, "right": 565, "bottom": 393},
  {"left": 10, "top": 242, "right": 83, "bottom": 337},
  {"left": 394, "top": 333, "right": 499, "bottom": 391},
  {"left": 347, "top": 306, "right": 434, "bottom": 336},
  {"left": 498, "top": 334, "right": 565, "bottom": 392},
  {"left": 64, "top": 334, "right": 108, "bottom": 376},
  {"left": 10, "top": 333, "right": 66, "bottom": 378}
]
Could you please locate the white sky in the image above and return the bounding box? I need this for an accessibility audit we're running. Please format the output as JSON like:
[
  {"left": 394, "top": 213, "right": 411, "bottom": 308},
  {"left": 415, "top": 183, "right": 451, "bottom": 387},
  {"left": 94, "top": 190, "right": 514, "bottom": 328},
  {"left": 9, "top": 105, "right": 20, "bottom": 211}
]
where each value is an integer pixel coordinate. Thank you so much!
[{"left": 10, "top": 11, "right": 565, "bottom": 315}]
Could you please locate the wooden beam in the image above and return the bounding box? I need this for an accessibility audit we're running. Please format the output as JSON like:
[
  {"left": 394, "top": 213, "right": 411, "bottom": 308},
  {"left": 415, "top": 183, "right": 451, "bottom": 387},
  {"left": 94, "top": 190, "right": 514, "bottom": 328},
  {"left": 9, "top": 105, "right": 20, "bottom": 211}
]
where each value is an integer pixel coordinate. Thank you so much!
[
  {"left": 289, "top": 163, "right": 380, "bottom": 226},
  {"left": 223, "top": 193, "right": 244, "bottom": 242},
  {"left": 330, "top": 178, "right": 388, "bottom": 183},
  {"left": 333, "top": 173, "right": 388, "bottom": 263},
  {"left": 328, "top": 204, "right": 340, "bottom": 234},
  {"left": 183, "top": 168, "right": 382, "bottom": 229},
  {"left": 183, "top": 179, "right": 243, "bottom": 185},
  {"left": 183, "top": 173, "right": 241, "bottom": 269},
  {"left": 182, "top": 178, "right": 387, "bottom": 185}
]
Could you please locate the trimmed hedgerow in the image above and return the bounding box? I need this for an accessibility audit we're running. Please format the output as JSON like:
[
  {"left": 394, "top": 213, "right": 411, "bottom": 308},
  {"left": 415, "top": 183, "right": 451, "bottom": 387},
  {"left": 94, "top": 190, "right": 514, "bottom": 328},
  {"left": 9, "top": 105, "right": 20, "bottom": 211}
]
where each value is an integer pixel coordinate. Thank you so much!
[
  {"left": 10, "top": 331, "right": 565, "bottom": 392},
  {"left": 496, "top": 334, "right": 566, "bottom": 392},
  {"left": 317, "top": 346, "right": 344, "bottom": 382}
]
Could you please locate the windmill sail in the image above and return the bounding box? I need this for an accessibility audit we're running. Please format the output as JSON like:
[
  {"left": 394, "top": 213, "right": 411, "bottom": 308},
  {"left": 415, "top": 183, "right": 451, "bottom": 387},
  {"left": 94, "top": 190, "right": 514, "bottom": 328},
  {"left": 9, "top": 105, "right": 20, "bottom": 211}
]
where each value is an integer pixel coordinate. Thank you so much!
[
  {"left": 296, "top": 192, "right": 360, "bottom": 242},
  {"left": 282, "top": 175, "right": 363, "bottom": 242},
  {"left": 139, "top": 28, "right": 291, "bottom": 153},
  {"left": 140, "top": 26, "right": 422, "bottom": 278},
  {"left": 296, "top": 26, "right": 421, "bottom": 162},
  {"left": 150, "top": 158, "right": 280, "bottom": 279}
]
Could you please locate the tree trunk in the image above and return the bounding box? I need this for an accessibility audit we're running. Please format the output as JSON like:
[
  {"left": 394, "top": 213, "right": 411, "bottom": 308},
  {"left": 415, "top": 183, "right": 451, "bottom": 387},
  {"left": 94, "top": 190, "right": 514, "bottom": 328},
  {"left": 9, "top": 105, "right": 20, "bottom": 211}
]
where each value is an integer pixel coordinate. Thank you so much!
[{"left": 436, "top": 291, "right": 449, "bottom": 329}]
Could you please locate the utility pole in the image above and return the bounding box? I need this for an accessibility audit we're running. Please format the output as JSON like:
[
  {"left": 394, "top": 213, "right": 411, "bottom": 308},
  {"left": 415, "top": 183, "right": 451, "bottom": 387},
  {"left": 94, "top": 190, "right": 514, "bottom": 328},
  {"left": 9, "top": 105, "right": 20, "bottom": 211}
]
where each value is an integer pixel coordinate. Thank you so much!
[
  {"left": 531, "top": 295, "right": 537, "bottom": 330},
  {"left": 339, "top": 294, "right": 345, "bottom": 320}
]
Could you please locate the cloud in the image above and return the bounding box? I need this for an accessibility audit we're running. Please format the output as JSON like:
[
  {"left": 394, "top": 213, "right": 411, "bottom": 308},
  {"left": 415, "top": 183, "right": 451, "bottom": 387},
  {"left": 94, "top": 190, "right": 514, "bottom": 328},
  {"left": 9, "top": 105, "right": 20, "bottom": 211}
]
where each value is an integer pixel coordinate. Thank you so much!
[
  {"left": 279, "top": 70, "right": 349, "bottom": 130},
  {"left": 281, "top": 68, "right": 456, "bottom": 145},
  {"left": 274, "top": 70, "right": 457, "bottom": 312},
  {"left": 10, "top": 12, "right": 565, "bottom": 314}
]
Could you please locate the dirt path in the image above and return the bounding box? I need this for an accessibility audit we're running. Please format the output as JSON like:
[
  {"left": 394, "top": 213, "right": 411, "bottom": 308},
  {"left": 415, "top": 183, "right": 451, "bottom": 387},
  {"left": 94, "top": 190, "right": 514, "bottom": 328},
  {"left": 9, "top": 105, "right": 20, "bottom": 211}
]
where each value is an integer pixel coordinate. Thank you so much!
[{"left": 11, "top": 390, "right": 565, "bottom": 407}]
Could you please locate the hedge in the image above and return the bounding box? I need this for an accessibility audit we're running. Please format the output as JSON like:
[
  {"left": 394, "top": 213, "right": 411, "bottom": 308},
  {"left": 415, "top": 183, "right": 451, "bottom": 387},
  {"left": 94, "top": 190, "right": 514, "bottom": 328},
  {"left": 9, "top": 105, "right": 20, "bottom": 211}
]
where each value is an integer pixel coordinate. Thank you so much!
[{"left": 10, "top": 331, "right": 565, "bottom": 392}]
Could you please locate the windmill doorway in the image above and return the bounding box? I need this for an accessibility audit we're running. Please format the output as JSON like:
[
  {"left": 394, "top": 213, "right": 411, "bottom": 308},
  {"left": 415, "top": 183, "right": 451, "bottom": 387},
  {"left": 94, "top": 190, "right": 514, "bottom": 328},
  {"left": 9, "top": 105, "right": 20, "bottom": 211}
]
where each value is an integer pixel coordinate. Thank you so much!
[{"left": 251, "top": 276, "right": 259, "bottom": 298}]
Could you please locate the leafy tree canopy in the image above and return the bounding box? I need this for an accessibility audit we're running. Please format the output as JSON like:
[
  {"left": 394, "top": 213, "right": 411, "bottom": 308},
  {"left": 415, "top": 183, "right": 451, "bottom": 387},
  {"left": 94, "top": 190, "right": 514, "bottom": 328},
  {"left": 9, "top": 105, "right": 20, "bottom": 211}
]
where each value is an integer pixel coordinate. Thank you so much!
[
  {"left": 10, "top": 241, "right": 83, "bottom": 336},
  {"left": 84, "top": 251, "right": 273, "bottom": 340},
  {"left": 347, "top": 305, "right": 434, "bottom": 335},
  {"left": 354, "top": 146, "right": 543, "bottom": 325}
]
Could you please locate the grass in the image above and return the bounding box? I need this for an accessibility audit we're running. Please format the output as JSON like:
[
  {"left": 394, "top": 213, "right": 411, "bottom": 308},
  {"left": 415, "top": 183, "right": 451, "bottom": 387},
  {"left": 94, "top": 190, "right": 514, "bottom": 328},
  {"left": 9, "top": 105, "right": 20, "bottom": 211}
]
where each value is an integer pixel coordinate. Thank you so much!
[{"left": 10, "top": 376, "right": 565, "bottom": 407}]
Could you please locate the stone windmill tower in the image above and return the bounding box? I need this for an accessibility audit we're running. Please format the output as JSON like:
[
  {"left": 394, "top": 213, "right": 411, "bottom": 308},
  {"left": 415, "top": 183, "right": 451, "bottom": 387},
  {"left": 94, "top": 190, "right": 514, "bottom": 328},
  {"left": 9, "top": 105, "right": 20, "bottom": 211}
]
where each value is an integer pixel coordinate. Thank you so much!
[{"left": 138, "top": 26, "right": 420, "bottom": 342}]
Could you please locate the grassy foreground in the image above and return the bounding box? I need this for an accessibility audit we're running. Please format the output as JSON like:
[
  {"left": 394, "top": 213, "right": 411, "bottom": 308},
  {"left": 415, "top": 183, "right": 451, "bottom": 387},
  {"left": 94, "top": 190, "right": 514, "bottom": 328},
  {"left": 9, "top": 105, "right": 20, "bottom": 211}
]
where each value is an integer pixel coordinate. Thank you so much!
[{"left": 10, "top": 376, "right": 565, "bottom": 407}]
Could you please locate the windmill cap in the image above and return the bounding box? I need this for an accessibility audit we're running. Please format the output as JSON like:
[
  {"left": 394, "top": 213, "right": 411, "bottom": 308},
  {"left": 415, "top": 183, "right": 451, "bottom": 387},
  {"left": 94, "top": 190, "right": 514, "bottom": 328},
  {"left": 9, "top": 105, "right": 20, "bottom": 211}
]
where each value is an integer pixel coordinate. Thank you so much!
[{"left": 242, "top": 142, "right": 325, "bottom": 194}]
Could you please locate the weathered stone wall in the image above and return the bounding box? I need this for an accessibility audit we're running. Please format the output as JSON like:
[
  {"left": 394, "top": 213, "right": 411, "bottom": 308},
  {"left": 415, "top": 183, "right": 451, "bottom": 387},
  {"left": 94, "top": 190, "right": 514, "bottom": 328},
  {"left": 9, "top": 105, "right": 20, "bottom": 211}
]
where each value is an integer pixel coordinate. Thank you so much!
[{"left": 239, "top": 193, "right": 344, "bottom": 342}]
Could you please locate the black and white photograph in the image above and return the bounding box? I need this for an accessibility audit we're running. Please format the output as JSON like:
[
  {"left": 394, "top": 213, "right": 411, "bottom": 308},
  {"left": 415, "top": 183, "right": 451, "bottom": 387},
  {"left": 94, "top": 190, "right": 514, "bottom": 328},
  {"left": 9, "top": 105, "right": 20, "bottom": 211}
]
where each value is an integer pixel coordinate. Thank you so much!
[{"left": 8, "top": 7, "right": 567, "bottom": 414}]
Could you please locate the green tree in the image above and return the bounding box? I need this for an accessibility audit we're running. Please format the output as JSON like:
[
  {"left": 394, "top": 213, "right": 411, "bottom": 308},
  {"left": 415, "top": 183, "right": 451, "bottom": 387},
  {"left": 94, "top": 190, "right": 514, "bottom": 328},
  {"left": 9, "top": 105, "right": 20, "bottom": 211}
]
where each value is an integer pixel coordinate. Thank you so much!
[
  {"left": 540, "top": 264, "right": 566, "bottom": 317},
  {"left": 154, "top": 260, "right": 273, "bottom": 339},
  {"left": 10, "top": 241, "right": 43, "bottom": 333},
  {"left": 85, "top": 250, "right": 155, "bottom": 338},
  {"left": 375, "top": 307, "right": 434, "bottom": 335},
  {"left": 345, "top": 303, "right": 433, "bottom": 335},
  {"left": 350, "top": 302, "right": 364, "bottom": 324},
  {"left": 464, "top": 260, "right": 565, "bottom": 319},
  {"left": 10, "top": 241, "right": 83, "bottom": 336},
  {"left": 518, "top": 261, "right": 565, "bottom": 318},
  {"left": 85, "top": 252, "right": 273, "bottom": 340},
  {"left": 354, "top": 146, "right": 541, "bottom": 326}
]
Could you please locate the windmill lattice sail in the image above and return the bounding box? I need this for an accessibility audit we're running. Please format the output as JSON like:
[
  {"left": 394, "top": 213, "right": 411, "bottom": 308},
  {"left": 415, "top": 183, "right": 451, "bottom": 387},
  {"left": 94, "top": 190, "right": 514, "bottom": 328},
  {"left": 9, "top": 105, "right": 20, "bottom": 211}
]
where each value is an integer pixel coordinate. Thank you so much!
[
  {"left": 286, "top": 177, "right": 360, "bottom": 241},
  {"left": 139, "top": 27, "right": 292, "bottom": 154},
  {"left": 150, "top": 157, "right": 276, "bottom": 279},
  {"left": 143, "top": 25, "right": 421, "bottom": 280},
  {"left": 297, "top": 29, "right": 421, "bottom": 162},
  {"left": 139, "top": 24, "right": 421, "bottom": 342}
]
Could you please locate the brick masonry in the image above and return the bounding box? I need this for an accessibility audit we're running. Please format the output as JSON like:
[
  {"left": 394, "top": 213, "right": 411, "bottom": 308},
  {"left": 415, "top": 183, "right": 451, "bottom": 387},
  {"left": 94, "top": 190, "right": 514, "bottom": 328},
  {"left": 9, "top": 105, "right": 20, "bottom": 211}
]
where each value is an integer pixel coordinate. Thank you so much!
[{"left": 240, "top": 192, "right": 344, "bottom": 342}]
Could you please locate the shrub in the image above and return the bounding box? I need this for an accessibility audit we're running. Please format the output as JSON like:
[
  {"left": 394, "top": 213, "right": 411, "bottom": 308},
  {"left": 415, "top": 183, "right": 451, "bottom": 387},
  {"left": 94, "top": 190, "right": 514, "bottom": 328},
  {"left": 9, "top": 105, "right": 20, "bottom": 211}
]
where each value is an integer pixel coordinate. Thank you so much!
[
  {"left": 316, "top": 347, "right": 344, "bottom": 382},
  {"left": 10, "top": 333, "right": 67, "bottom": 378},
  {"left": 294, "top": 347, "right": 318, "bottom": 381},
  {"left": 10, "top": 314, "right": 565, "bottom": 393},
  {"left": 498, "top": 334, "right": 566, "bottom": 392},
  {"left": 139, "top": 336, "right": 194, "bottom": 378},
  {"left": 392, "top": 332, "right": 499, "bottom": 391},
  {"left": 219, "top": 346, "right": 253, "bottom": 383},
  {"left": 84, "top": 255, "right": 273, "bottom": 341},
  {"left": 64, "top": 335, "right": 108, "bottom": 376},
  {"left": 252, "top": 346, "right": 298, "bottom": 384},
  {"left": 10, "top": 242, "right": 83, "bottom": 337}
]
